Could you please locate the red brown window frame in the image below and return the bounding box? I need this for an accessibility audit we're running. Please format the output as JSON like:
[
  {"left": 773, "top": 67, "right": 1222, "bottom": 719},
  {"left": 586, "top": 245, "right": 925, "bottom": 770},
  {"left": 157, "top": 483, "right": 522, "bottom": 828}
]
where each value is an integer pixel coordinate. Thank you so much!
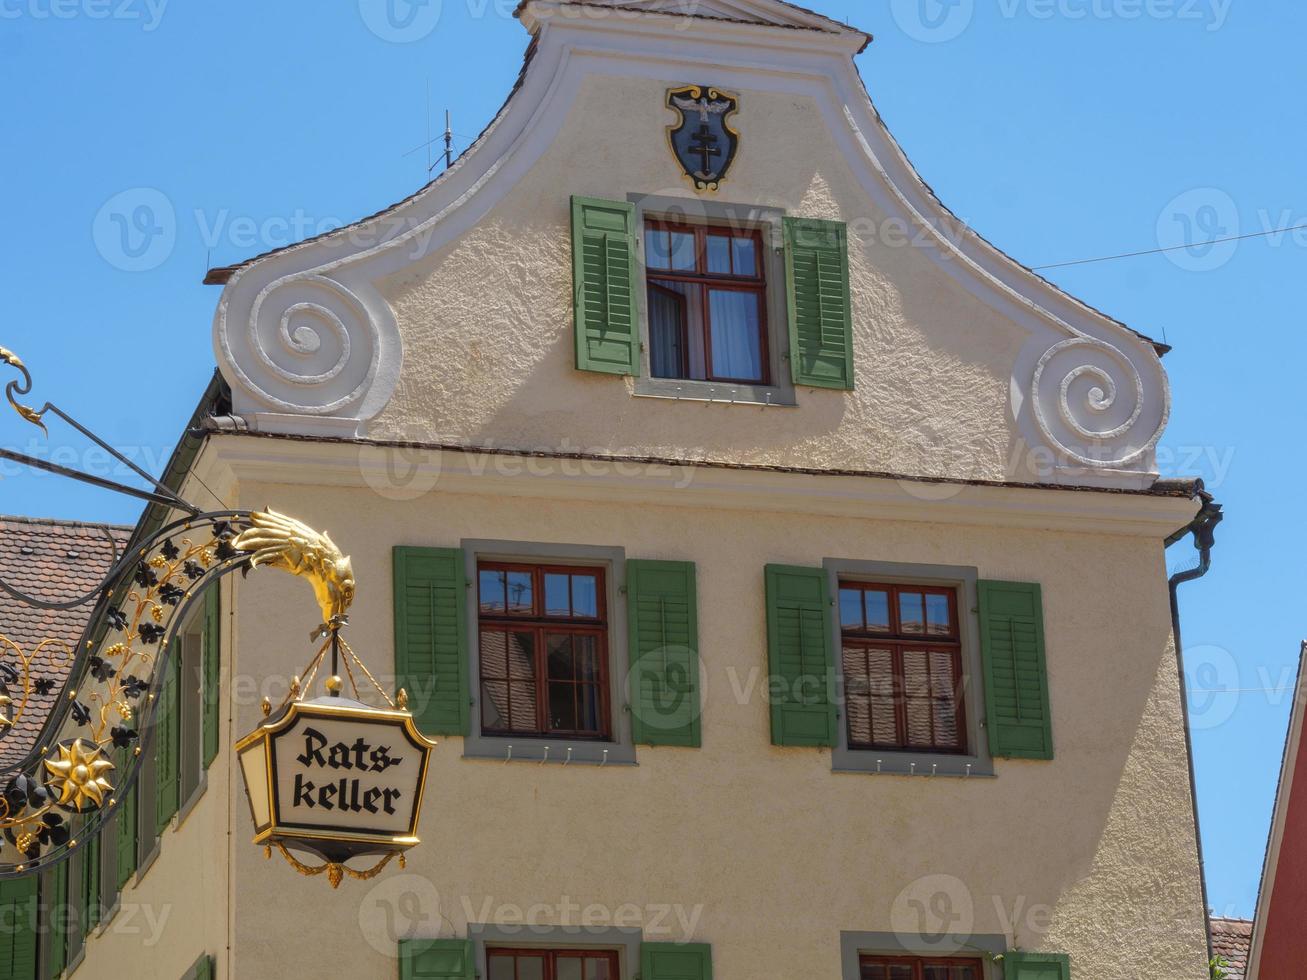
[
  {"left": 487, "top": 947, "right": 621, "bottom": 980},
  {"left": 839, "top": 581, "right": 967, "bottom": 755},
  {"left": 859, "top": 954, "right": 985, "bottom": 980},
  {"left": 477, "top": 561, "right": 611, "bottom": 741},
  {"left": 643, "top": 218, "right": 771, "bottom": 386}
]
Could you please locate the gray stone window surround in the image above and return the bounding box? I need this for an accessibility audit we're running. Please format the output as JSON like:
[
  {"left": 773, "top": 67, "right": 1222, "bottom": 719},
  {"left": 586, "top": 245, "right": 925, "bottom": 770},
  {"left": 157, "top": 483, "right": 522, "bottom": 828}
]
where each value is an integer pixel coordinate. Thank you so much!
[
  {"left": 627, "top": 192, "right": 798, "bottom": 407},
  {"left": 824, "top": 559, "right": 995, "bottom": 778},
  {"left": 461, "top": 539, "right": 637, "bottom": 766},
  {"left": 840, "top": 931, "right": 1008, "bottom": 980},
  {"left": 470, "top": 923, "right": 643, "bottom": 980}
]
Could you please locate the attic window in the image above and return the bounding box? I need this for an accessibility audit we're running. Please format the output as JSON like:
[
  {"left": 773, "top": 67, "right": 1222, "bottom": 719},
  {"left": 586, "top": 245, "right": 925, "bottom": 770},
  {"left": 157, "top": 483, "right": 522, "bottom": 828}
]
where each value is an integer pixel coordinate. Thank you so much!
[{"left": 643, "top": 219, "right": 768, "bottom": 385}]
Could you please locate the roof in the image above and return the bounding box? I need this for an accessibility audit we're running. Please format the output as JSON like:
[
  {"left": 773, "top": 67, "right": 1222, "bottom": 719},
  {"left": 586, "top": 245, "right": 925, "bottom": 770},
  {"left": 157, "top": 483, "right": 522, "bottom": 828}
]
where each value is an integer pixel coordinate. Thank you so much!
[
  {"left": 0, "top": 515, "right": 133, "bottom": 767},
  {"left": 1211, "top": 918, "right": 1252, "bottom": 979}
]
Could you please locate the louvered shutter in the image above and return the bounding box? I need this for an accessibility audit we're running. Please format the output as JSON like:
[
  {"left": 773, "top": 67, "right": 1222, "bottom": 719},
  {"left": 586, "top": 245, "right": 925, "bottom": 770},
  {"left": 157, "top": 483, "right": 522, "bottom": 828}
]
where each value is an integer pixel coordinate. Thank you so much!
[
  {"left": 572, "top": 196, "right": 640, "bottom": 376},
  {"left": 641, "top": 942, "right": 713, "bottom": 980},
  {"left": 399, "top": 939, "right": 474, "bottom": 980},
  {"left": 156, "top": 640, "right": 181, "bottom": 832},
  {"left": 202, "top": 583, "right": 221, "bottom": 769},
  {"left": 1003, "top": 952, "right": 1071, "bottom": 979},
  {"left": 82, "top": 832, "right": 101, "bottom": 932},
  {"left": 784, "top": 217, "right": 854, "bottom": 389},
  {"left": 978, "top": 581, "right": 1054, "bottom": 760},
  {"left": 116, "top": 784, "right": 137, "bottom": 890},
  {"left": 43, "top": 863, "right": 67, "bottom": 980},
  {"left": 394, "top": 548, "right": 469, "bottom": 736},
  {"left": 627, "top": 560, "right": 701, "bottom": 747},
  {"left": 0, "top": 875, "right": 38, "bottom": 980},
  {"left": 764, "top": 565, "right": 837, "bottom": 747}
]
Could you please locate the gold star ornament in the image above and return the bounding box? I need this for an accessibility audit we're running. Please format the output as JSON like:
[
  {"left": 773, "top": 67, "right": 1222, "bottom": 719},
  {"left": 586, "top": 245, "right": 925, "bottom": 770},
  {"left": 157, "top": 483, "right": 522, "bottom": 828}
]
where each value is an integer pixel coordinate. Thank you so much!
[{"left": 43, "top": 739, "right": 115, "bottom": 811}]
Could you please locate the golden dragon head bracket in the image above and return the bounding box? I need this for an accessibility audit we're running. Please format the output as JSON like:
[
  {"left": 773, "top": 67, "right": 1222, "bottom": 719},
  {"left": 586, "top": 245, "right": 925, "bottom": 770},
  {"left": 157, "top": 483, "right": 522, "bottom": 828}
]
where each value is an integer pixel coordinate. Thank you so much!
[{"left": 232, "top": 509, "right": 356, "bottom": 627}]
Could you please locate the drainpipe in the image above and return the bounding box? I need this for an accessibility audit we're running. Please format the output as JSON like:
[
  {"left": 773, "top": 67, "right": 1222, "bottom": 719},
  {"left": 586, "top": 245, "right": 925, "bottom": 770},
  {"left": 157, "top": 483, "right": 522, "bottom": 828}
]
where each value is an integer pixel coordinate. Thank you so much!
[{"left": 1166, "top": 479, "right": 1225, "bottom": 966}]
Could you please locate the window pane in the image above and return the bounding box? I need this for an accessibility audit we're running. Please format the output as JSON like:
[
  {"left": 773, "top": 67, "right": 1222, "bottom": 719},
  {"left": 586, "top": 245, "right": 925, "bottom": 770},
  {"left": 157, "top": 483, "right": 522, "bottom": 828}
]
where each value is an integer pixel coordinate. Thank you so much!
[
  {"left": 708, "top": 289, "right": 763, "bottom": 381},
  {"left": 545, "top": 573, "right": 572, "bottom": 616},
  {"left": 549, "top": 682, "right": 578, "bottom": 731},
  {"left": 506, "top": 570, "right": 533, "bottom": 613},
  {"left": 572, "top": 574, "right": 599, "bottom": 618},
  {"left": 481, "top": 680, "right": 511, "bottom": 730},
  {"left": 488, "top": 954, "right": 516, "bottom": 980},
  {"left": 586, "top": 959, "right": 615, "bottom": 980},
  {"left": 903, "top": 649, "right": 935, "bottom": 747},
  {"left": 706, "top": 234, "right": 732, "bottom": 274},
  {"left": 479, "top": 570, "right": 506, "bottom": 613},
  {"left": 925, "top": 593, "right": 952, "bottom": 635},
  {"left": 645, "top": 228, "right": 671, "bottom": 270},
  {"left": 840, "top": 588, "right": 864, "bottom": 630},
  {"left": 844, "top": 646, "right": 898, "bottom": 747},
  {"left": 930, "top": 650, "right": 962, "bottom": 749},
  {"left": 649, "top": 284, "right": 687, "bottom": 379},
  {"left": 864, "top": 590, "right": 891, "bottom": 632},
  {"left": 516, "top": 955, "right": 545, "bottom": 980},
  {"left": 898, "top": 591, "right": 926, "bottom": 634},
  {"left": 578, "top": 683, "right": 602, "bottom": 733},
  {"left": 575, "top": 634, "right": 600, "bottom": 681},
  {"left": 480, "top": 629, "right": 510, "bottom": 678},
  {"left": 547, "top": 634, "right": 576, "bottom": 680},
  {"left": 670, "top": 231, "right": 696, "bottom": 271},
  {"left": 506, "top": 631, "right": 536, "bottom": 680},
  {"left": 732, "top": 235, "right": 757, "bottom": 276},
  {"left": 557, "top": 957, "right": 584, "bottom": 980}
]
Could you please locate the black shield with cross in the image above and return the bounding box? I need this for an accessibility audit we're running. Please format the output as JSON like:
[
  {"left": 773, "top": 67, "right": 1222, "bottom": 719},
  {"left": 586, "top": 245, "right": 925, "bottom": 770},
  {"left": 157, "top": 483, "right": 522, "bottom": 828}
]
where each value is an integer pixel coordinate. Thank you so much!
[{"left": 666, "top": 85, "right": 740, "bottom": 192}]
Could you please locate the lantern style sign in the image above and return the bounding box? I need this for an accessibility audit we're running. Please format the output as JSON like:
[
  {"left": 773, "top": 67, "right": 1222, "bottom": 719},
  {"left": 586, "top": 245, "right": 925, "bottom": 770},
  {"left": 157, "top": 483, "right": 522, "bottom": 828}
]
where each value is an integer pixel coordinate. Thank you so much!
[{"left": 236, "top": 695, "right": 436, "bottom": 880}]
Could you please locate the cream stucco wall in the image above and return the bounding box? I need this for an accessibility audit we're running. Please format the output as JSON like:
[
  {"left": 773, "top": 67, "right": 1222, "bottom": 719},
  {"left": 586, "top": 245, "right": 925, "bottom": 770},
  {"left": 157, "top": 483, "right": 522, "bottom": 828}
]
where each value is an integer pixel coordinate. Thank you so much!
[
  {"left": 203, "top": 457, "right": 1209, "bottom": 980},
  {"left": 372, "top": 73, "right": 1030, "bottom": 485}
]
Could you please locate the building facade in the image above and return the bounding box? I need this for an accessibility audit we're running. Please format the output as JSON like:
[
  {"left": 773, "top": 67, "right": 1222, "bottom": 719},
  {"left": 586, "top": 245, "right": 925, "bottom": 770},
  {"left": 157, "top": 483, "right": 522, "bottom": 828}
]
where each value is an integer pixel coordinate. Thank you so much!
[{"left": 3, "top": 2, "right": 1216, "bottom": 977}]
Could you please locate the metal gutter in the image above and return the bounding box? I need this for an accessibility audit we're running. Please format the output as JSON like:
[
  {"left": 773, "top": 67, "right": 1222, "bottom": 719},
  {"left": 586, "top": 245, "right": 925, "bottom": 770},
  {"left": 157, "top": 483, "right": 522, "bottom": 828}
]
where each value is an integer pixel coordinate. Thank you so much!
[{"left": 1166, "top": 480, "right": 1225, "bottom": 965}]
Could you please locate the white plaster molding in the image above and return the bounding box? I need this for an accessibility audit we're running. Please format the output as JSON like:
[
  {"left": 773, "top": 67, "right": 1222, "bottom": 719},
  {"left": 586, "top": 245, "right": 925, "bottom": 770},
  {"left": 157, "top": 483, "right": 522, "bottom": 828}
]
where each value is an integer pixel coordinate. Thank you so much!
[
  {"left": 207, "top": 435, "right": 1200, "bottom": 541},
  {"left": 211, "top": 0, "right": 1170, "bottom": 480}
]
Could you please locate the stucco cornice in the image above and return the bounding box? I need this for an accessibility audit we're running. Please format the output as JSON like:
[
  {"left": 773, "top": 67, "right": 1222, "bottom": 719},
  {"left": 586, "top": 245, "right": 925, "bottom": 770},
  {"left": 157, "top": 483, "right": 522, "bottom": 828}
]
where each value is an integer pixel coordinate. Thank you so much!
[{"left": 206, "top": 433, "right": 1200, "bottom": 540}]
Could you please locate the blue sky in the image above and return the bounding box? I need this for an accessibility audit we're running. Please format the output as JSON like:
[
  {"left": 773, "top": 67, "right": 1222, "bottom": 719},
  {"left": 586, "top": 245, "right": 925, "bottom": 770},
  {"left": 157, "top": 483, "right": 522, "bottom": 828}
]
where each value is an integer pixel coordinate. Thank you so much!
[{"left": 0, "top": 0, "right": 1301, "bottom": 918}]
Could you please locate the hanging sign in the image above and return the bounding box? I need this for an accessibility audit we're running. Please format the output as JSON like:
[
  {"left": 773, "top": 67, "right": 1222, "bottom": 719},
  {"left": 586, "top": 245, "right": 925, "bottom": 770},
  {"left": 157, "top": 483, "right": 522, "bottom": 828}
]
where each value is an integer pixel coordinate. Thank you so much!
[{"left": 237, "top": 696, "right": 436, "bottom": 869}]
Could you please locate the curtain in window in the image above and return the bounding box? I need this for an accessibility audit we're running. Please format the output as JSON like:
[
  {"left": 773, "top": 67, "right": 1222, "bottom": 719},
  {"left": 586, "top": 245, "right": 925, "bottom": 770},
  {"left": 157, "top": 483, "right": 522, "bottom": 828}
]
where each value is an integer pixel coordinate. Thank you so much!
[
  {"left": 708, "top": 290, "right": 762, "bottom": 381},
  {"left": 648, "top": 284, "right": 686, "bottom": 379}
]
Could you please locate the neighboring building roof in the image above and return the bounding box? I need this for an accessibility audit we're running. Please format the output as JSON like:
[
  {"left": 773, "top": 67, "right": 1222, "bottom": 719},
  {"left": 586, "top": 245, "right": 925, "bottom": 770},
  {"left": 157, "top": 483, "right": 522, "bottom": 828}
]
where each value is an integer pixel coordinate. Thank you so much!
[
  {"left": 1211, "top": 918, "right": 1252, "bottom": 979},
  {"left": 0, "top": 516, "right": 133, "bottom": 768},
  {"left": 1248, "top": 643, "right": 1307, "bottom": 979}
]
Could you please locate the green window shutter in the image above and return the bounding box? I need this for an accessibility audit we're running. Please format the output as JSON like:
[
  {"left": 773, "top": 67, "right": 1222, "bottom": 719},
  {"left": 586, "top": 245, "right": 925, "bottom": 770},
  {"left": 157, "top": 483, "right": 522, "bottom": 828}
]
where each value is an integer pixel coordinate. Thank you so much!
[
  {"left": 764, "top": 565, "right": 837, "bottom": 747},
  {"left": 641, "top": 942, "right": 712, "bottom": 980},
  {"left": 202, "top": 583, "right": 222, "bottom": 769},
  {"left": 572, "top": 195, "right": 640, "bottom": 377},
  {"left": 394, "top": 548, "right": 469, "bottom": 736},
  {"left": 116, "top": 784, "right": 138, "bottom": 890},
  {"left": 1003, "top": 952, "right": 1071, "bottom": 979},
  {"left": 193, "top": 954, "right": 216, "bottom": 980},
  {"left": 43, "top": 862, "right": 68, "bottom": 980},
  {"left": 627, "top": 560, "right": 701, "bottom": 748},
  {"left": 0, "top": 875, "right": 38, "bottom": 980},
  {"left": 156, "top": 641, "right": 182, "bottom": 833},
  {"left": 82, "top": 832, "right": 101, "bottom": 932},
  {"left": 979, "top": 581, "right": 1054, "bottom": 760},
  {"left": 399, "top": 939, "right": 474, "bottom": 980},
  {"left": 783, "top": 216, "right": 854, "bottom": 390}
]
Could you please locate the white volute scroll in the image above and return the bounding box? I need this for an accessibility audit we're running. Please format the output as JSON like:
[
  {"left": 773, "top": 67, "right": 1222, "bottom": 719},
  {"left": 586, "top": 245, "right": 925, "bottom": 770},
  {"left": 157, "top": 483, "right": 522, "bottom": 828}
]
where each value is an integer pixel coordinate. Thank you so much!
[
  {"left": 214, "top": 263, "right": 401, "bottom": 437},
  {"left": 1029, "top": 334, "right": 1168, "bottom": 473}
]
